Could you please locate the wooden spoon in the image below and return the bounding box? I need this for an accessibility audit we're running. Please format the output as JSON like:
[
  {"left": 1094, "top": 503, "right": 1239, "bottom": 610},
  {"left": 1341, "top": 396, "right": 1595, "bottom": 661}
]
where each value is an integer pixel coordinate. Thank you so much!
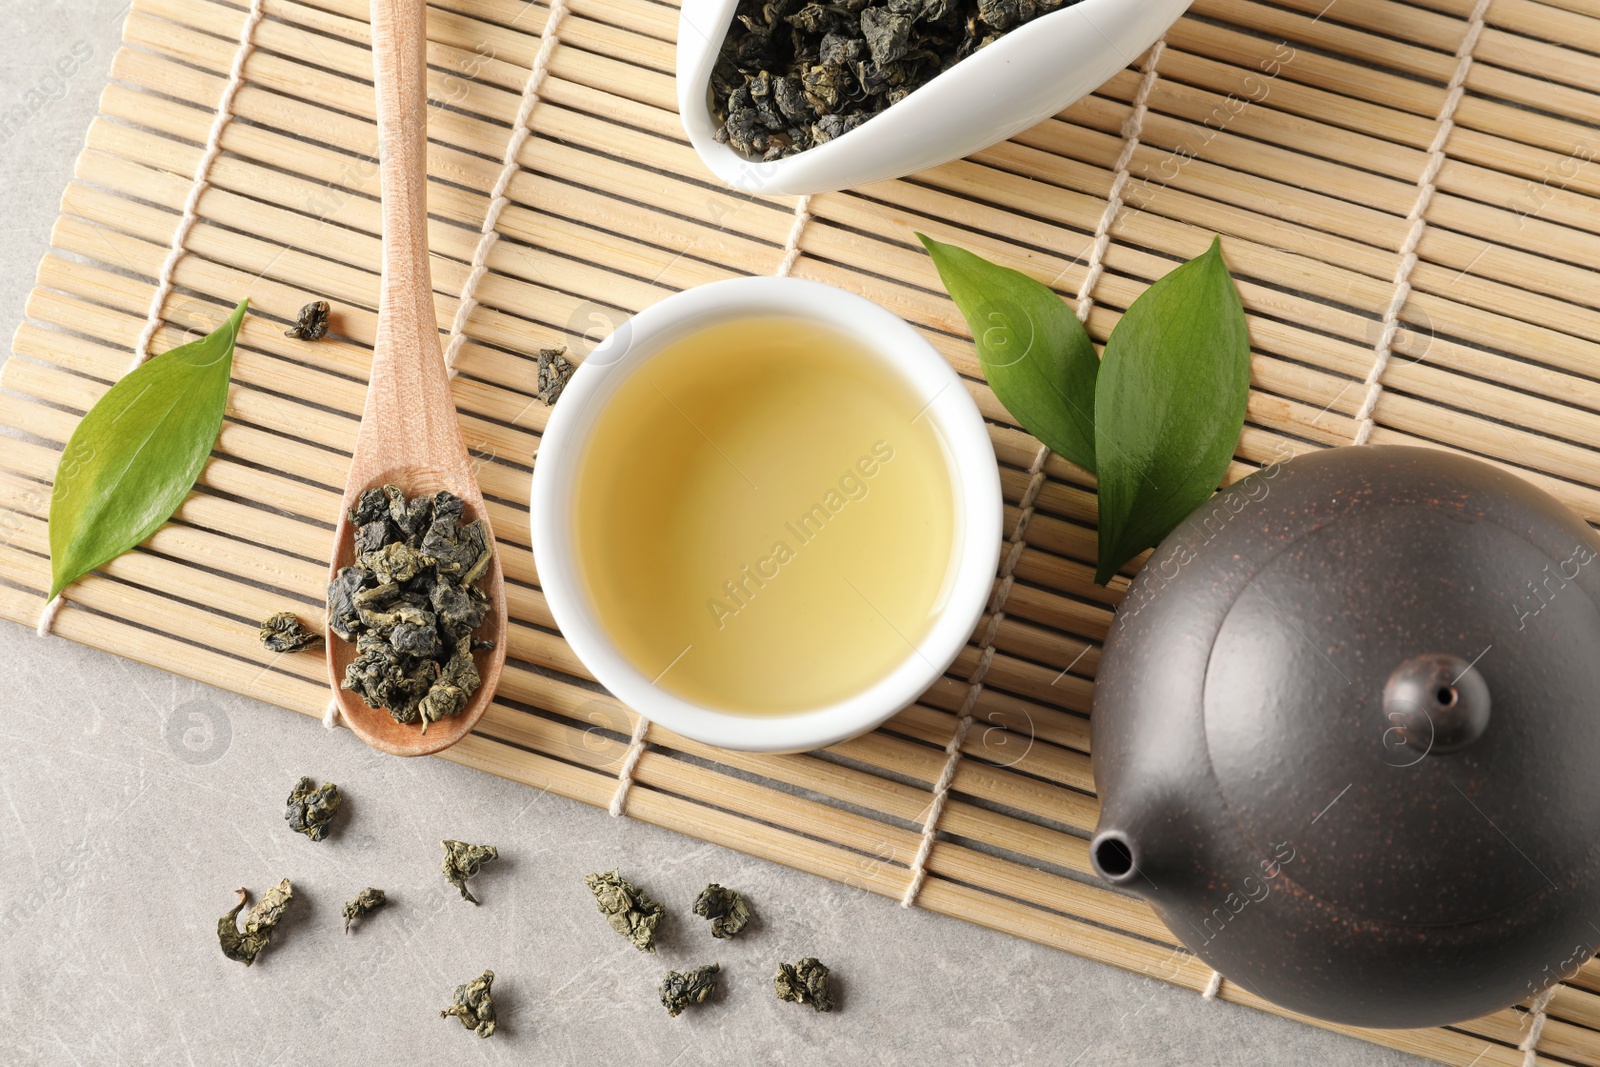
[{"left": 323, "top": 0, "right": 507, "bottom": 757}]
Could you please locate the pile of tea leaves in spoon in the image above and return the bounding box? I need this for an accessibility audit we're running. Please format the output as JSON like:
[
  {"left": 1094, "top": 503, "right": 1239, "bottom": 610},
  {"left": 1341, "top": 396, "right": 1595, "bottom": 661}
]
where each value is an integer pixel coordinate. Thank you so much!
[{"left": 327, "top": 485, "right": 494, "bottom": 730}]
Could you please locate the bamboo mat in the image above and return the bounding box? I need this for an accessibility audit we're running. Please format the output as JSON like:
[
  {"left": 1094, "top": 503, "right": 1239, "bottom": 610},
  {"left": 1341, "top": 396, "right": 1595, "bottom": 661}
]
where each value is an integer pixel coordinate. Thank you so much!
[{"left": 5, "top": 0, "right": 1600, "bottom": 1060}]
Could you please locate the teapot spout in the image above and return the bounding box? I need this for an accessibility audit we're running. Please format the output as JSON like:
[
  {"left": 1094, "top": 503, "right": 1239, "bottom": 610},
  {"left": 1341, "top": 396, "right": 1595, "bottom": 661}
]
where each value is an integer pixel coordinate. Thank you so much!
[{"left": 1090, "top": 828, "right": 1142, "bottom": 887}]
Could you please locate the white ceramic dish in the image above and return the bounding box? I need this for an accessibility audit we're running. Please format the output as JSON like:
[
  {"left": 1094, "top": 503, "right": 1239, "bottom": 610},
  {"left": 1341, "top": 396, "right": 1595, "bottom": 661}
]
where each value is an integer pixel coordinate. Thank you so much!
[
  {"left": 531, "top": 278, "right": 1002, "bottom": 752},
  {"left": 677, "top": 0, "right": 1193, "bottom": 195}
]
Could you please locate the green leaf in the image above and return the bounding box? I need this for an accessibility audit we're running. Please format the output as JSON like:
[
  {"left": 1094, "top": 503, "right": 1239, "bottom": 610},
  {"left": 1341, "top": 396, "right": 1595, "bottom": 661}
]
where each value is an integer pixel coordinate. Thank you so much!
[
  {"left": 918, "top": 233, "right": 1099, "bottom": 472},
  {"left": 48, "top": 299, "right": 246, "bottom": 600},
  {"left": 1094, "top": 238, "right": 1250, "bottom": 584}
]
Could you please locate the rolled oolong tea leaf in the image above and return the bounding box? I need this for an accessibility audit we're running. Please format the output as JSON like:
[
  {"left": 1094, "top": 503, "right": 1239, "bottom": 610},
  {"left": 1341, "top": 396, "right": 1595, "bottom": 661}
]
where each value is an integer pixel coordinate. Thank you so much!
[
  {"left": 774, "top": 957, "right": 835, "bottom": 1012},
  {"left": 259, "top": 611, "right": 322, "bottom": 653},
  {"left": 329, "top": 485, "right": 494, "bottom": 729},
  {"left": 710, "top": 0, "right": 1081, "bottom": 160},
  {"left": 659, "top": 963, "right": 720, "bottom": 1017},
  {"left": 284, "top": 299, "right": 330, "bottom": 341},
  {"left": 537, "top": 346, "right": 574, "bottom": 405},
  {"left": 442, "top": 840, "right": 499, "bottom": 904},
  {"left": 48, "top": 299, "right": 246, "bottom": 604},
  {"left": 692, "top": 883, "right": 752, "bottom": 939},
  {"left": 218, "top": 879, "right": 293, "bottom": 966},
  {"left": 440, "top": 969, "right": 496, "bottom": 1038},
  {"left": 284, "top": 776, "right": 342, "bottom": 842},
  {"left": 342, "top": 887, "right": 387, "bottom": 934},
  {"left": 584, "top": 869, "right": 665, "bottom": 953}
]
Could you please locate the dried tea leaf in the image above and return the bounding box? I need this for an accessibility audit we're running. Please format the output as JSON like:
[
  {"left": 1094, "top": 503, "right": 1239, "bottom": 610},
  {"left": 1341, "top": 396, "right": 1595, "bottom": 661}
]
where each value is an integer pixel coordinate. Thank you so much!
[
  {"left": 440, "top": 969, "right": 496, "bottom": 1038},
  {"left": 442, "top": 840, "right": 499, "bottom": 904},
  {"left": 417, "top": 644, "right": 480, "bottom": 728},
  {"left": 330, "top": 486, "right": 493, "bottom": 727},
  {"left": 48, "top": 299, "right": 245, "bottom": 602},
  {"left": 342, "top": 887, "right": 387, "bottom": 934},
  {"left": 284, "top": 300, "right": 330, "bottom": 341},
  {"left": 774, "top": 957, "right": 835, "bottom": 1012},
  {"left": 659, "top": 963, "right": 720, "bottom": 1017},
  {"left": 537, "top": 346, "right": 574, "bottom": 405},
  {"left": 692, "top": 883, "right": 752, "bottom": 939},
  {"left": 710, "top": 0, "right": 1079, "bottom": 160},
  {"left": 218, "top": 879, "right": 293, "bottom": 966},
  {"left": 360, "top": 542, "right": 432, "bottom": 585},
  {"left": 326, "top": 568, "right": 365, "bottom": 642},
  {"left": 284, "top": 776, "right": 341, "bottom": 842},
  {"left": 584, "top": 869, "right": 665, "bottom": 953},
  {"left": 259, "top": 611, "right": 322, "bottom": 653}
]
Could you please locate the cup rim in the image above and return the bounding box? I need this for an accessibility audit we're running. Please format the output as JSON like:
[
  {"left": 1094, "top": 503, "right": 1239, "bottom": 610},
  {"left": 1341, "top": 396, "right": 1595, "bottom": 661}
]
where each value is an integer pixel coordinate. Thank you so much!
[{"left": 530, "top": 277, "right": 1002, "bottom": 752}]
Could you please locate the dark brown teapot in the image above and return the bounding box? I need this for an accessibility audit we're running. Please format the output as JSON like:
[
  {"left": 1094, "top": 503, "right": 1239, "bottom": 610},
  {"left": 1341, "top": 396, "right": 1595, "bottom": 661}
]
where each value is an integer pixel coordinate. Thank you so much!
[{"left": 1090, "top": 445, "right": 1600, "bottom": 1028}]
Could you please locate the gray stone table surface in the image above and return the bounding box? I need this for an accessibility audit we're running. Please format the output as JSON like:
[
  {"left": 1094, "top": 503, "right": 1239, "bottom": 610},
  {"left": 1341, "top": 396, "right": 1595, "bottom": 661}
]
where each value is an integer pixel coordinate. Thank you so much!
[{"left": 0, "top": 2, "right": 1433, "bottom": 1064}]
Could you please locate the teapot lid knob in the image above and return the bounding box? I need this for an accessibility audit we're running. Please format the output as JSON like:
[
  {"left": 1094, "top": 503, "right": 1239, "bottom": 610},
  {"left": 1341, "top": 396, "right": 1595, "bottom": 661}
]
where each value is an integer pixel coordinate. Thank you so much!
[{"left": 1382, "top": 653, "right": 1491, "bottom": 757}]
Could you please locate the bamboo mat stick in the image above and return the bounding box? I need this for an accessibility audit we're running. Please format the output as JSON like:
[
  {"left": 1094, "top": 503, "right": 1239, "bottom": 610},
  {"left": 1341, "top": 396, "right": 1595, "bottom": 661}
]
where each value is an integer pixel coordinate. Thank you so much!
[
  {"left": 1201, "top": 0, "right": 1456, "bottom": 79},
  {"left": 1073, "top": 68, "right": 1600, "bottom": 262},
  {"left": 1086, "top": 65, "right": 1427, "bottom": 204},
  {"left": 652, "top": 729, "right": 1097, "bottom": 873},
  {"left": 1127, "top": 40, "right": 1600, "bottom": 202},
  {"left": 1263, "top": 0, "right": 1462, "bottom": 47}
]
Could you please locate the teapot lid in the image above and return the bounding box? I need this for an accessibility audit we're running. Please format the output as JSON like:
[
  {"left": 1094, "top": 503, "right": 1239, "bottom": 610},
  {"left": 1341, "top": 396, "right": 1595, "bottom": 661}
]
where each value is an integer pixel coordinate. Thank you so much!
[{"left": 1201, "top": 455, "right": 1600, "bottom": 926}]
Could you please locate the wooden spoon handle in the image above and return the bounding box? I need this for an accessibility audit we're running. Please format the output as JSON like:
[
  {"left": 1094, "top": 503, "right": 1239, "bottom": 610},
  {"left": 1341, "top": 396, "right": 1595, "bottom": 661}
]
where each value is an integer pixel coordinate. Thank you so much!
[{"left": 365, "top": 0, "right": 453, "bottom": 439}]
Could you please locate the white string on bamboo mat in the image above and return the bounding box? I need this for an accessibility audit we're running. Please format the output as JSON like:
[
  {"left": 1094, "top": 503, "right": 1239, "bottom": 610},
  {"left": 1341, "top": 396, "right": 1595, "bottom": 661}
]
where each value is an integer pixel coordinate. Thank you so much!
[
  {"left": 322, "top": 696, "right": 343, "bottom": 730},
  {"left": 33, "top": 595, "right": 64, "bottom": 639},
  {"left": 1074, "top": 37, "right": 1165, "bottom": 321},
  {"left": 900, "top": 697, "right": 975, "bottom": 907},
  {"left": 442, "top": 0, "right": 572, "bottom": 378},
  {"left": 1520, "top": 986, "right": 1557, "bottom": 1067},
  {"left": 36, "top": 0, "right": 266, "bottom": 640},
  {"left": 608, "top": 712, "right": 651, "bottom": 817},
  {"left": 775, "top": 194, "right": 814, "bottom": 278},
  {"left": 901, "top": 445, "right": 1050, "bottom": 907},
  {"left": 1202, "top": 970, "right": 1223, "bottom": 999},
  {"left": 134, "top": 0, "right": 267, "bottom": 372},
  {"left": 1350, "top": 0, "right": 1489, "bottom": 446}
]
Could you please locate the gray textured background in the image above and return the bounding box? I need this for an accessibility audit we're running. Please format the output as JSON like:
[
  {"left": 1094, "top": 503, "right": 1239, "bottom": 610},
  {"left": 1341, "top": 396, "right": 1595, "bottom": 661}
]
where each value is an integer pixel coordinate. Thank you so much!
[{"left": 0, "top": 2, "right": 1429, "bottom": 1064}]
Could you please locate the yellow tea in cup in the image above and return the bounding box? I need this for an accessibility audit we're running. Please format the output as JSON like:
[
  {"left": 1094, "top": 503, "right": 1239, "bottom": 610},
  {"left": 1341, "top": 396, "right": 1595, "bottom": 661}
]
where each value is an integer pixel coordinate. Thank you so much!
[{"left": 573, "top": 317, "right": 959, "bottom": 715}]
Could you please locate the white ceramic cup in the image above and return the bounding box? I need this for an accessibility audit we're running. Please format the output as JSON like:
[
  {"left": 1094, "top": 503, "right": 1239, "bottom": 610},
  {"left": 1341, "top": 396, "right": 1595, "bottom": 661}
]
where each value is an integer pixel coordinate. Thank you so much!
[
  {"left": 531, "top": 277, "right": 1002, "bottom": 752},
  {"left": 677, "top": 0, "right": 1194, "bottom": 195}
]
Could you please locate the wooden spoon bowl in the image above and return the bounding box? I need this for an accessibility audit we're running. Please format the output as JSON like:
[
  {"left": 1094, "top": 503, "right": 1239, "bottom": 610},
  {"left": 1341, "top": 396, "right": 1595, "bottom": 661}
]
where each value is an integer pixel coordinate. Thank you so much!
[{"left": 324, "top": 0, "right": 507, "bottom": 757}]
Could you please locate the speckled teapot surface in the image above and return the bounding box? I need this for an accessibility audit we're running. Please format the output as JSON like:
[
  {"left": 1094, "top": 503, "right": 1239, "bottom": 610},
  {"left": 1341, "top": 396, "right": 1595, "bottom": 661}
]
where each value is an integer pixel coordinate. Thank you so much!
[{"left": 1090, "top": 445, "right": 1600, "bottom": 1028}]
